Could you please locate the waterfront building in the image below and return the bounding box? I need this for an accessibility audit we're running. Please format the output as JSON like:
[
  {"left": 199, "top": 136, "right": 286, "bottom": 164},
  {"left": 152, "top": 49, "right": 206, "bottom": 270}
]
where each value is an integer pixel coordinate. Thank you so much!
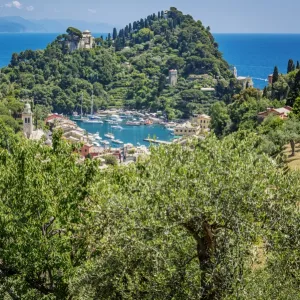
[
  {"left": 258, "top": 106, "right": 292, "bottom": 120},
  {"left": 169, "top": 69, "right": 178, "bottom": 86},
  {"left": 174, "top": 122, "right": 200, "bottom": 136},
  {"left": 192, "top": 114, "right": 211, "bottom": 130},
  {"left": 268, "top": 74, "right": 273, "bottom": 85},
  {"left": 233, "top": 66, "right": 253, "bottom": 89}
]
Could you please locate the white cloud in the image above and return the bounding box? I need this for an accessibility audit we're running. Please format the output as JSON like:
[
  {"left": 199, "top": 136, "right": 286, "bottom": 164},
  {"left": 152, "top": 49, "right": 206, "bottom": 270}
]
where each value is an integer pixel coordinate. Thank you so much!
[
  {"left": 5, "top": 1, "right": 22, "bottom": 9},
  {"left": 26, "top": 5, "right": 34, "bottom": 11},
  {"left": 88, "top": 8, "right": 96, "bottom": 14}
]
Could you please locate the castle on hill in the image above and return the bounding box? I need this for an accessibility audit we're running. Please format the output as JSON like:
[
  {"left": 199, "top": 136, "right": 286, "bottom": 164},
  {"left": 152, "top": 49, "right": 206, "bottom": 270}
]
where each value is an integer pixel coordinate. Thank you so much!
[{"left": 67, "top": 30, "right": 95, "bottom": 52}]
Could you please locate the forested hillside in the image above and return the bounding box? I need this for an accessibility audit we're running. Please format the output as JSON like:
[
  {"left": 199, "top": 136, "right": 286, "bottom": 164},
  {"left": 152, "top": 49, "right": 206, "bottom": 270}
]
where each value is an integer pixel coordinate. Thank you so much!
[{"left": 0, "top": 7, "right": 241, "bottom": 119}]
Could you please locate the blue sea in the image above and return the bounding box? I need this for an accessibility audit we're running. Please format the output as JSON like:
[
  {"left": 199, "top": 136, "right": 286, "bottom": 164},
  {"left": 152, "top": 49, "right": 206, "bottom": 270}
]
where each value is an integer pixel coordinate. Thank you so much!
[{"left": 214, "top": 34, "right": 300, "bottom": 89}]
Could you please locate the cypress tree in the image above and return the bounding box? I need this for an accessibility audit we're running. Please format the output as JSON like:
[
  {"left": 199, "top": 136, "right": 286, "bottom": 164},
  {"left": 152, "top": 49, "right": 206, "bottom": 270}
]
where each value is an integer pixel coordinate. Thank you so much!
[
  {"left": 140, "top": 18, "right": 145, "bottom": 28},
  {"left": 125, "top": 25, "right": 129, "bottom": 37},
  {"left": 287, "top": 59, "right": 295, "bottom": 73},
  {"left": 113, "top": 28, "right": 117, "bottom": 40},
  {"left": 108, "top": 33, "right": 111, "bottom": 41},
  {"left": 161, "top": 10, "right": 164, "bottom": 18},
  {"left": 145, "top": 19, "right": 149, "bottom": 28},
  {"left": 263, "top": 86, "right": 268, "bottom": 98},
  {"left": 272, "top": 66, "right": 279, "bottom": 84},
  {"left": 158, "top": 11, "right": 161, "bottom": 19},
  {"left": 297, "top": 61, "right": 300, "bottom": 69},
  {"left": 129, "top": 23, "right": 132, "bottom": 33}
]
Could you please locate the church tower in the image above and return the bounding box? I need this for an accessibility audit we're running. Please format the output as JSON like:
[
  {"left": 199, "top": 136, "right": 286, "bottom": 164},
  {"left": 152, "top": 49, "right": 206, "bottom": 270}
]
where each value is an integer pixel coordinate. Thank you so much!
[{"left": 22, "top": 102, "right": 33, "bottom": 139}]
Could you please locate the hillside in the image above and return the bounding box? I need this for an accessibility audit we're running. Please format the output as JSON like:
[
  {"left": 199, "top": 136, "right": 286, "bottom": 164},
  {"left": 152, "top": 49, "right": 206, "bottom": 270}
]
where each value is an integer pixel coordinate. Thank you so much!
[
  {"left": 0, "top": 7, "right": 242, "bottom": 119},
  {"left": 0, "top": 16, "right": 45, "bottom": 32}
]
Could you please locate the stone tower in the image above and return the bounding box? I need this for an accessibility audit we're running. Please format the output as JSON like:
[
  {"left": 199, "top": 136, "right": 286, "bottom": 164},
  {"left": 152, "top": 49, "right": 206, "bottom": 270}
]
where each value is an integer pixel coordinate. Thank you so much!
[
  {"left": 233, "top": 66, "right": 237, "bottom": 78},
  {"left": 169, "top": 69, "right": 178, "bottom": 86},
  {"left": 22, "top": 102, "right": 33, "bottom": 139}
]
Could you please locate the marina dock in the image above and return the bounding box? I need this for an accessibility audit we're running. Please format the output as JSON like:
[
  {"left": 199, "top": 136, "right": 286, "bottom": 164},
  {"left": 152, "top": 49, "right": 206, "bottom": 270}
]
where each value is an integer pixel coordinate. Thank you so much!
[{"left": 143, "top": 138, "right": 171, "bottom": 145}]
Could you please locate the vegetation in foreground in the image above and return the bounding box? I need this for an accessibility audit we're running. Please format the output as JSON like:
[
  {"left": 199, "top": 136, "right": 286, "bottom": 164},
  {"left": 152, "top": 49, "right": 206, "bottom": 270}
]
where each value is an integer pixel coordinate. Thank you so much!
[{"left": 0, "top": 126, "right": 299, "bottom": 299}]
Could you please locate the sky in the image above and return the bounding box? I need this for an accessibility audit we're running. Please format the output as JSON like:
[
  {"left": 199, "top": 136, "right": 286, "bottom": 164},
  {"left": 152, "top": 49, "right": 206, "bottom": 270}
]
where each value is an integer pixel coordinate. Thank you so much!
[{"left": 0, "top": 0, "right": 299, "bottom": 33}]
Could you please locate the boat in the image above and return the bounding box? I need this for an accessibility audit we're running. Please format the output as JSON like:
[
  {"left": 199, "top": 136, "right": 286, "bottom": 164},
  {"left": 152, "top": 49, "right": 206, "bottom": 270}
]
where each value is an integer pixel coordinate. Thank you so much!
[
  {"left": 104, "top": 133, "right": 114, "bottom": 139},
  {"left": 93, "top": 142, "right": 101, "bottom": 147},
  {"left": 112, "top": 139, "right": 124, "bottom": 144},
  {"left": 101, "top": 140, "right": 110, "bottom": 145},
  {"left": 166, "top": 127, "right": 174, "bottom": 132},
  {"left": 126, "top": 121, "right": 140, "bottom": 126},
  {"left": 111, "top": 125, "right": 123, "bottom": 130},
  {"left": 82, "top": 119, "right": 103, "bottom": 124}
]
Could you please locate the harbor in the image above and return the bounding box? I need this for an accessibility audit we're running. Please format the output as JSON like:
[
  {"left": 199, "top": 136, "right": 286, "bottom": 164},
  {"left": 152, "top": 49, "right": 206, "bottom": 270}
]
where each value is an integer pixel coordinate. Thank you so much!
[{"left": 72, "top": 112, "right": 176, "bottom": 147}]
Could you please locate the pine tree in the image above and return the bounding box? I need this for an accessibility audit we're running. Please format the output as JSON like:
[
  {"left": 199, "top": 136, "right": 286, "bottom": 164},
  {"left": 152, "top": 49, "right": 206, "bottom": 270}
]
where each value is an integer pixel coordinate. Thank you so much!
[
  {"left": 113, "top": 28, "right": 117, "bottom": 40},
  {"left": 287, "top": 59, "right": 295, "bottom": 73},
  {"left": 272, "top": 66, "right": 279, "bottom": 84}
]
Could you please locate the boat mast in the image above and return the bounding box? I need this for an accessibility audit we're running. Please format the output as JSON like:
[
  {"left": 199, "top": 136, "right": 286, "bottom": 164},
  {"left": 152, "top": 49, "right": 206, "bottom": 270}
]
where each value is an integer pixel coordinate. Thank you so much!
[
  {"left": 91, "top": 91, "right": 94, "bottom": 116},
  {"left": 80, "top": 93, "right": 83, "bottom": 117}
]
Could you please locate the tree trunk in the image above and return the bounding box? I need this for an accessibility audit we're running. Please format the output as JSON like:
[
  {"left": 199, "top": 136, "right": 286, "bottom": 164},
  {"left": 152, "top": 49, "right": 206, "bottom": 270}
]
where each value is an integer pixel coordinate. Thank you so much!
[
  {"left": 184, "top": 216, "right": 217, "bottom": 300},
  {"left": 290, "top": 139, "right": 295, "bottom": 156}
]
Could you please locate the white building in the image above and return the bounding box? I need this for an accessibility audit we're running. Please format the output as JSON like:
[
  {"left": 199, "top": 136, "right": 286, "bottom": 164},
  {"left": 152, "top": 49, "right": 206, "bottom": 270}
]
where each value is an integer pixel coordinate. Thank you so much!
[{"left": 169, "top": 69, "right": 178, "bottom": 86}]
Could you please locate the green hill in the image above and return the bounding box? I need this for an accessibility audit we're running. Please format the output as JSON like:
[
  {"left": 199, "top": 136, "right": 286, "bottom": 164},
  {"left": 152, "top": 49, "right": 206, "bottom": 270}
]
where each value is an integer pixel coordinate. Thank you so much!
[{"left": 0, "top": 7, "right": 242, "bottom": 119}]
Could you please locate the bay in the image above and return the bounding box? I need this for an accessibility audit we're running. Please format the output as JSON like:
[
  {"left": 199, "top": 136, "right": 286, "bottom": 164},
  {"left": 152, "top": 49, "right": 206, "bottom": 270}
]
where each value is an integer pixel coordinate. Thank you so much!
[{"left": 74, "top": 120, "right": 174, "bottom": 147}]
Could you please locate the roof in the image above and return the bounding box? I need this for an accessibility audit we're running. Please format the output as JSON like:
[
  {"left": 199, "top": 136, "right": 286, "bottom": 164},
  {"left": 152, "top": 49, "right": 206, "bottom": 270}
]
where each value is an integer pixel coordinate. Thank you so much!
[
  {"left": 195, "top": 114, "right": 211, "bottom": 120},
  {"left": 175, "top": 122, "right": 197, "bottom": 129},
  {"left": 83, "top": 30, "right": 91, "bottom": 33}
]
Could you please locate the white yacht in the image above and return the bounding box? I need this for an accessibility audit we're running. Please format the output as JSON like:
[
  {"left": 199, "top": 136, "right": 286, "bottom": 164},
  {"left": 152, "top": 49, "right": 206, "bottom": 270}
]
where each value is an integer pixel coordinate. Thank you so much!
[
  {"left": 112, "top": 139, "right": 124, "bottom": 144},
  {"left": 111, "top": 125, "right": 123, "bottom": 130},
  {"left": 101, "top": 140, "right": 110, "bottom": 145},
  {"left": 104, "top": 133, "right": 114, "bottom": 139}
]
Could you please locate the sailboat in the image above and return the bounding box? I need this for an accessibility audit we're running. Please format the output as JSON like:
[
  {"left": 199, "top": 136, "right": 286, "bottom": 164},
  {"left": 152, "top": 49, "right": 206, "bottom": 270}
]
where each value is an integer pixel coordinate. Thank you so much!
[
  {"left": 83, "top": 92, "right": 103, "bottom": 123},
  {"left": 73, "top": 93, "right": 87, "bottom": 121}
]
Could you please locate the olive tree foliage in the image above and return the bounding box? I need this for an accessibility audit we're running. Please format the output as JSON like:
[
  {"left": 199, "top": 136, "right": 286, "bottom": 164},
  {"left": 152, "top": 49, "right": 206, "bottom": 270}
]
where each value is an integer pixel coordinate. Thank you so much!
[
  {"left": 0, "top": 130, "right": 299, "bottom": 299},
  {"left": 70, "top": 133, "right": 300, "bottom": 300},
  {"left": 0, "top": 130, "right": 99, "bottom": 299}
]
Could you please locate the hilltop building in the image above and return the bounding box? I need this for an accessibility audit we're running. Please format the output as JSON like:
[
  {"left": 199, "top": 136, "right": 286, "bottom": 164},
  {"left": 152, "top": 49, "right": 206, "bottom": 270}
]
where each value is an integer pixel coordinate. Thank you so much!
[
  {"left": 67, "top": 30, "right": 95, "bottom": 52},
  {"left": 169, "top": 69, "right": 178, "bottom": 86},
  {"left": 22, "top": 102, "right": 44, "bottom": 140},
  {"left": 233, "top": 66, "right": 253, "bottom": 89}
]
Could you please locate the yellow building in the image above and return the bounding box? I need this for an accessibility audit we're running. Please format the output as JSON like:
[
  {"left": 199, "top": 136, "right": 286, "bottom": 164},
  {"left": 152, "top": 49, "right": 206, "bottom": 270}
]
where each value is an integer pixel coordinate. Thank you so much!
[
  {"left": 191, "top": 114, "right": 211, "bottom": 130},
  {"left": 174, "top": 122, "right": 199, "bottom": 136}
]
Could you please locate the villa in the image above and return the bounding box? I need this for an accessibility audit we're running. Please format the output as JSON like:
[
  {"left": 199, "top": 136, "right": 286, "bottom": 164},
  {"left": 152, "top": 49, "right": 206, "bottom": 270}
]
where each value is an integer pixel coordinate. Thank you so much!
[
  {"left": 191, "top": 114, "right": 211, "bottom": 130},
  {"left": 257, "top": 106, "right": 292, "bottom": 120},
  {"left": 174, "top": 122, "right": 200, "bottom": 136}
]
